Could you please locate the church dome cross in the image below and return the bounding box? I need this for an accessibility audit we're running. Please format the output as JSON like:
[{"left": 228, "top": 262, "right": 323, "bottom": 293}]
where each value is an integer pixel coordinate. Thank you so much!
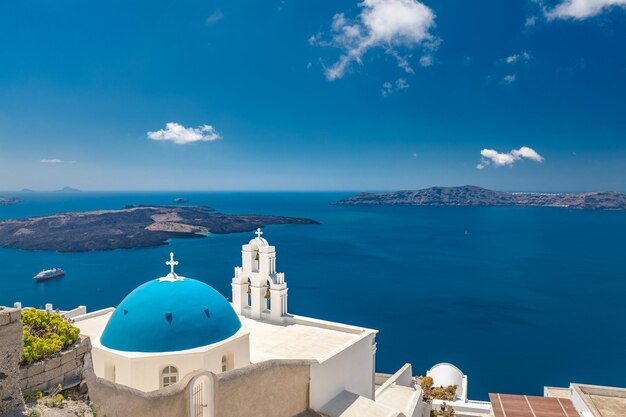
[
  {"left": 159, "top": 252, "right": 183, "bottom": 282},
  {"left": 166, "top": 252, "right": 179, "bottom": 274}
]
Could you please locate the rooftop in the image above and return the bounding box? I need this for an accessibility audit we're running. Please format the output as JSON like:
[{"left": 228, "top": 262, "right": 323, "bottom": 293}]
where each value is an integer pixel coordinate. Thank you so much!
[
  {"left": 571, "top": 383, "right": 626, "bottom": 417},
  {"left": 489, "top": 393, "right": 579, "bottom": 417},
  {"left": 375, "top": 384, "right": 418, "bottom": 416},
  {"left": 99, "top": 277, "right": 242, "bottom": 352},
  {"left": 544, "top": 387, "right": 571, "bottom": 399},
  {"left": 247, "top": 315, "right": 373, "bottom": 363},
  {"left": 74, "top": 309, "right": 113, "bottom": 339},
  {"left": 319, "top": 390, "right": 401, "bottom": 417},
  {"left": 75, "top": 308, "right": 372, "bottom": 363}
]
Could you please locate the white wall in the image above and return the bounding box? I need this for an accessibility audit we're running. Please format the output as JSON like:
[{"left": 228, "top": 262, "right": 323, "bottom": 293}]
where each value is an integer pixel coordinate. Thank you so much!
[
  {"left": 92, "top": 332, "right": 250, "bottom": 392},
  {"left": 426, "top": 363, "right": 467, "bottom": 402},
  {"left": 309, "top": 332, "right": 376, "bottom": 410}
]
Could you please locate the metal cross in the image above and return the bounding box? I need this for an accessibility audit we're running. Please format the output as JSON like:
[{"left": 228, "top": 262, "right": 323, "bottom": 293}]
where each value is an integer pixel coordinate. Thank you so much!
[
  {"left": 255, "top": 228, "right": 263, "bottom": 238},
  {"left": 166, "top": 252, "right": 179, "bottom": 274}
]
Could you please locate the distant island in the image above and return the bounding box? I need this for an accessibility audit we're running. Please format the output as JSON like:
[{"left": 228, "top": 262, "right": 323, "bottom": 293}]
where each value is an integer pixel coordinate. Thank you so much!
[
  {"left": 173, "top": 197, "right": 189, "bottom": 203},
  {"left": 0, "top": 196, "right": 21, "bottom": 205},
  {"left": 334, "top": 186, "right": 626, "bottom": 210},
  {"left": 0, "top": 205, "right": 318, "bottom": 252},
  {"left": 13, "top": 187, "right": 79, "bottom": 193},
  {"left": 56, "top": 186, "right": 81, "bottom": 193}
]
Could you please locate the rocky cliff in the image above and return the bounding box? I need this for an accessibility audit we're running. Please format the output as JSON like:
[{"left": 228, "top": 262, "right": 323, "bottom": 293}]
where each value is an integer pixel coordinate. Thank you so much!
[
  {"left": 334, "top": 186, "right": 626, "bottom": 210},
  {"left": 0, "top": 205, "right": 318, "bottom": 252}
]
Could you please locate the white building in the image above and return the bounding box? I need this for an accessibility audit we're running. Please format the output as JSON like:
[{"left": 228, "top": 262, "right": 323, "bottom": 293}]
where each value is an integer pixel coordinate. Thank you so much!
[
  {"left": 12, "top": 230, "right": 626, "bottom": 417},
  {"left": 425, "top": 363, "right": 491, "bottom": 417},
  {"left": 73, "top": 230, "right": 381, "bottom": 413},
  {"left": 68, "top": 229, "right": 491, "bottom": 417}
]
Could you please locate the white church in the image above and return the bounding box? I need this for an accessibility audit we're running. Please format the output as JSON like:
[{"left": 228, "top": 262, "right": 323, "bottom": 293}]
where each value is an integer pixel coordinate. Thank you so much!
[{"left": 70, "top": 229, "right": 490, "bottom": 417}]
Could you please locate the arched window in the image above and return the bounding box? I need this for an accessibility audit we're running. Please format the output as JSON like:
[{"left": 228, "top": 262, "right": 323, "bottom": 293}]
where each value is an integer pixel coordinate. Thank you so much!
[
  {"left": 161, "top": 365, "right": 178, "bottom": 388},
  {"left": 265, "top": 280, "right": 271, "bottom": 310},
  {"left": 254, "top": 250, "right": 260, "bottom": 272},
  {"left": 221, "top": 353, "right": 234, "bottom": 372},
  {"left": 247, "top": 278, "right": 252, "bottom": 306}
]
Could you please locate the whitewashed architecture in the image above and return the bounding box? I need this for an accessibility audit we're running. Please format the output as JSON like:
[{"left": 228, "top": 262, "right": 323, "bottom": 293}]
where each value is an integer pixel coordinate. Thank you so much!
[
  {"left": 73, "top": 229, "right": 388, "bottom": 415},
  {"left": 425, "top": 363, "right": 492, "bottom": 417},
  {"left": 11, "top": 229, "right": 626, "bottom": 417},
  {"left": 231, "top": 228, "right": 288, "bottom": 323},
  {"left": 74, "top": 252, "right": 248, "bottom": 392},
  {"left": 58, "top": 229, "right": 493, "bottom": 417}
]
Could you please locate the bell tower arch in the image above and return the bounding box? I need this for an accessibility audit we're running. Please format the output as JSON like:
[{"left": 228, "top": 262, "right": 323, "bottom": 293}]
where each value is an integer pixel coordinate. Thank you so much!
[{"left": 231, "top": 228, "right": 288, "bottom": 323}]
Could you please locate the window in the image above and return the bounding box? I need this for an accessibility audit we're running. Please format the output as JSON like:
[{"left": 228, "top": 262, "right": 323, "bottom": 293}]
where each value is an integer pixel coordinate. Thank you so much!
[
  {"left": 247, "top": 278, "right": 252, "bottom": 306},
  {"left": 161, "top": 365, "right": 178, "bottom": 388},
  {"left": 253, "top": 250, "right": 260, "bottom": 272},
  {"left": 222, "top": 353, "right": 234, "bottom": 372},
  {"left": 265, "top": 281, "right": 271, "bottom": 310}
]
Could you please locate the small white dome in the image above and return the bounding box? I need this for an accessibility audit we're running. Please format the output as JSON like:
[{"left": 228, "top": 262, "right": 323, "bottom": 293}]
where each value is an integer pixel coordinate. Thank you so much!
[{"left": 426, "top": 363, "right": 466, "bottom": 401}]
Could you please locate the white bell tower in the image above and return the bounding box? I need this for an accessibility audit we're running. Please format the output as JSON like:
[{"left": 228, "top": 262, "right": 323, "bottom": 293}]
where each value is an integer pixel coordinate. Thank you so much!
[{"left": 231, "top": 228, "right": 288, "bottom": 323}]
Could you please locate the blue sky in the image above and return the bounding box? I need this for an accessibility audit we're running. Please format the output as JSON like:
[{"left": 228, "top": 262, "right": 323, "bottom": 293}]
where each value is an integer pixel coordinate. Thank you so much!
[{"left": 0, "top": 0, "right": 624, "bottom": 191}]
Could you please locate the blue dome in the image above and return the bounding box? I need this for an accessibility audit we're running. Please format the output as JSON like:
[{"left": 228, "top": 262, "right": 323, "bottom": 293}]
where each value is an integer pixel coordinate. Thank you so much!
[{"left": 100, "top": 277, "right": 241, "bottom": 352}]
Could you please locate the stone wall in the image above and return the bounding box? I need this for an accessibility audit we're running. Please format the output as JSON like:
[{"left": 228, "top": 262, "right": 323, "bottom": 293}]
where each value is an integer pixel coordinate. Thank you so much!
[
  {"left": 84, "top": 354, "right": 313, "bottom": 417},
  {"left": 84, "top": 353, "right": 194, "bottom": 417},
  {"left": 0, "top": 307, "right": 25, "bottom": 416},
  {"left": 214, "top": 360, "right": 312, "bottom": 417},
  {"left": 19, "top": 335, "right": 91, "bottom": 394}
]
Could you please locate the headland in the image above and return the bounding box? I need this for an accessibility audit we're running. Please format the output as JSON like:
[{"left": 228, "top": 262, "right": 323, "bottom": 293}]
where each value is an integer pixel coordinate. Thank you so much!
[
  {"left": 0, "top": 205, "right": 318, "bottom": 252},
  {"left": 334, "top": 185, "right": 626, "bottom": 210}
]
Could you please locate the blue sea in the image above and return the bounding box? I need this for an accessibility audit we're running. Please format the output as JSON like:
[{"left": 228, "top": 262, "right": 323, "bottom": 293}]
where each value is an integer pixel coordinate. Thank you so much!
[{"left": 1, "top": 192, "right": 625, "bottom": 400}]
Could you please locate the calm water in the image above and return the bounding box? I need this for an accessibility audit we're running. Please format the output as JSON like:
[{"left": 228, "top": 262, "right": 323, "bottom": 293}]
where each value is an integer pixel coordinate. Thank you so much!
[{"left": 1, "top": 192, "right": 625, "bottom": 400}]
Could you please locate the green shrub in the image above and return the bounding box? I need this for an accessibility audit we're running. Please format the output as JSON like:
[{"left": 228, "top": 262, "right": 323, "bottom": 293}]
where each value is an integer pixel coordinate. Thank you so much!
[
  {"left": 431, "top": 402, "right": 455, "bottom": 417},
  {"left": 431, "top": 385, "right": 457, "bottom": 401},
  {"left": 26, "top": 408, "right": 42, "bottom": 417},
  {"left": 423, "top": 384, "right": 457, "bottom": 401},
  {"left": 421, "top": 376, "right": 434, "bottom": 389},
  {"left": 90, "top": 403, "right": 102, "bottom": 417},
  {"left": 23, "top": 391, "right": 37, "bottom": 402},
  {"left": 21, "top": 309, "right": 80, "bottom": 365}
]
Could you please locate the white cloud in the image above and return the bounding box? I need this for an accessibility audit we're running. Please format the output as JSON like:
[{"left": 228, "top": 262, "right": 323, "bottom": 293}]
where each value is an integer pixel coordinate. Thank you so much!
[
  {"left": 312, "top": 0, "right": 437, "bottom": 80},
  {"left": 206, "top": 9, "right": 224, "bottom": 25},
  {"left": 381, "top": 78, "right": 409, "bottom": 96},
  {"left": 395, "top": 78, "right": 409, "bottom": 89},
  {"left": 419, "top": 54, "right": 433, "bottom": 67},
  {"left": 40, "top": 159, "right": 64, "bottom": 164},
  {"left": 308, "top": 32, "right": 328, "bottom": 46},
  {"left": 147, "top": 122, "right": 221, "bottom": 145},
  {"left": 504, "top": 51, "right": 531, "bottom": 65},
  {"left": 545, "top": 0, "right": 626, "bottom": 19},
  {"left": 525, "top": 15, "right": 538, "bottom": 26},
  {"left": 503, "top": 74, "right": 517, "bottom": 83},
  {"left": 477, "top": 146, "right": 544, "bottom": 169},
  {"left": 386, "top": 49, "right": 415, "bottom": 74},
  {"left": 511, "top": 146, "right": 544, "bottom": 161},
  {"left": 381, "top": 82, "right": 394, "bottom": 97}
]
